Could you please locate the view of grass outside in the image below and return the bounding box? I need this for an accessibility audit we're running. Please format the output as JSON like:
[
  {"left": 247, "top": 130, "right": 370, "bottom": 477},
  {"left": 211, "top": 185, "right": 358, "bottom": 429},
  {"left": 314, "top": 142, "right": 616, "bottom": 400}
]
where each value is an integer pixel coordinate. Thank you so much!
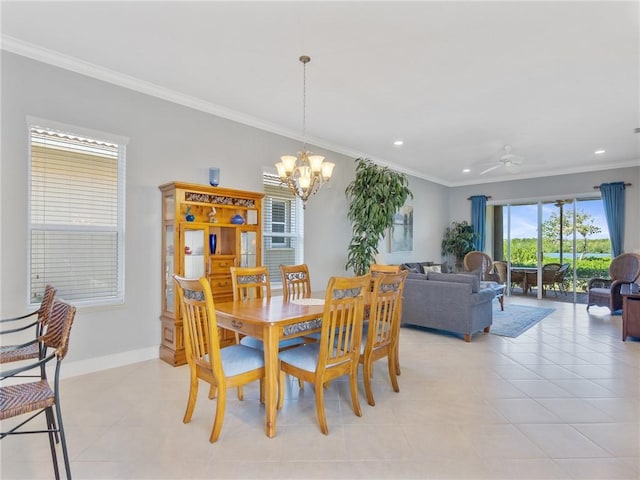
[{"left": 503, "top": 199, "right": 611, "bottom": 292}]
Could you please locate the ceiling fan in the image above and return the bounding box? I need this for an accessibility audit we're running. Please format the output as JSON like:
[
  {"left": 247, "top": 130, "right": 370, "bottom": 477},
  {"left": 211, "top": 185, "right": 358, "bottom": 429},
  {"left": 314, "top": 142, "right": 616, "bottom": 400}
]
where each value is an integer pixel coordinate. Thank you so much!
[{"left": 479, "top": 145, "right": 525, "bottom": 175}]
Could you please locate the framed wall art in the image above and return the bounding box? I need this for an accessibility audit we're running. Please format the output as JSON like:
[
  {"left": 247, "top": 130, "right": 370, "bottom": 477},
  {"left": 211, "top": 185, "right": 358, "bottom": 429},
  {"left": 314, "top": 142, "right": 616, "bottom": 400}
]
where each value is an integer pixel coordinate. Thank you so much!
[{"left": 389, "top": 205, "right": 413, "bottom": 252}]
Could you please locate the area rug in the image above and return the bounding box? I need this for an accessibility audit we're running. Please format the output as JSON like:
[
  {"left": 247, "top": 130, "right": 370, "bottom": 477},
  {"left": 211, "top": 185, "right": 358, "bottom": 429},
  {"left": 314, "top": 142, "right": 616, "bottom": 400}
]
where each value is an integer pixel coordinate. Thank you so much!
[{"left": 490, "top": 303, "right": 555, "bottom": 337}]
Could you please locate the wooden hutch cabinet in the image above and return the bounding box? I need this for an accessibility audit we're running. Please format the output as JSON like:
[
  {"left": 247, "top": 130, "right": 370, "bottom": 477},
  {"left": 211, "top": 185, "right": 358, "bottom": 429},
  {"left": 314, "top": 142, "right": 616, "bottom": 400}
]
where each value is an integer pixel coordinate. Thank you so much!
[{"left": 159, "top": 181, "right": 264, "bottom": 366}]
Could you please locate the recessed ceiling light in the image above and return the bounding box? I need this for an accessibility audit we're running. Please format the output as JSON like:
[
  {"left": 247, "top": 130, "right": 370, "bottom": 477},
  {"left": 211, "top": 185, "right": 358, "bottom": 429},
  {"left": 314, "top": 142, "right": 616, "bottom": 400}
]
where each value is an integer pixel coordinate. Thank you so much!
[
  {"left": 462, "top": 168, "right": 471, "bottom": 173},
  {"left": 393, "top": 140, "right": 403, "bottom": 146},
  {"left": 594, "top": 149, "right": 605, "bottom": 154}
]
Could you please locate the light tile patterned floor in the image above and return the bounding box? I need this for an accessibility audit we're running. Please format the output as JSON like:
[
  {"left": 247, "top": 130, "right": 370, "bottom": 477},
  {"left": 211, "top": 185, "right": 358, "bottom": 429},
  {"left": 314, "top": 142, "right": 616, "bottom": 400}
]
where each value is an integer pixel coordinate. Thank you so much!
[{"left": 2, "top": 296, "right": 638, "bottom": 479}]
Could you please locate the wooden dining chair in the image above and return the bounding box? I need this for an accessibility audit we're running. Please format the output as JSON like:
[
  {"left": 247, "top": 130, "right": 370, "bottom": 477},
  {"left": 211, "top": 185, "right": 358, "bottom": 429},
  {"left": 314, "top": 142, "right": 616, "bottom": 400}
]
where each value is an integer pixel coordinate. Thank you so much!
[
  {"left": 232, "top": 266, "right": 306, "bottom": 391},
  {"left": 369, "top": 264, "right": 402, "bottom": 276},
  {"left": 1, "top": 285, "right": 57, "bottom": 365},
  {"left": 360, "top": 270, "right": 408, "bottom": 406},
  {"left": 173, "top": 275, "right": 282, "bottom": 443},
  {"left": 230, "top": 266, "right": 272, "bottom": 301},
  {"left": 369, "top": 263, "right": 403, "bottom": 375},
  {"left": 280, "top": 264, "right": 312, "bottom": 300},
  {"left": 1, "top": 298, "right": 77, "bottom": 480},
  {"left": 278, "top": 274, "right": 370, "bottom": 434}
]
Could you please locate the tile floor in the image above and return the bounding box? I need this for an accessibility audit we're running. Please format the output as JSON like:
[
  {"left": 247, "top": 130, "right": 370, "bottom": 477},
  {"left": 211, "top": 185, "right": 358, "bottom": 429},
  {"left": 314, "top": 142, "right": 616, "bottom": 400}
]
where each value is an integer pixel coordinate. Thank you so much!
[{"left": 2, "top": 296, "right": 639, "bottom": 479}]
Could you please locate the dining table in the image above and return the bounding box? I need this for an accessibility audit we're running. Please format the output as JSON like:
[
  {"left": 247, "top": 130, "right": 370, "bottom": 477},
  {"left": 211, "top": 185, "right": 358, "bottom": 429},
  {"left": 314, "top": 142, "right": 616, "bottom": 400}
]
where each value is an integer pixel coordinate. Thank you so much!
[{"left": 214, "top": 295, "right": 325, "bottom": 438}]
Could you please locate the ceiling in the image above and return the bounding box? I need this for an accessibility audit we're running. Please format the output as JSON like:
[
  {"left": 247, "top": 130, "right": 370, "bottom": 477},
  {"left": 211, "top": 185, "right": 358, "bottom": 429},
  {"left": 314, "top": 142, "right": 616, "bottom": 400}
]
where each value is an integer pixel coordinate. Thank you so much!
[{"left": 2, "top": 1, "right": 639, "bottom": 186}]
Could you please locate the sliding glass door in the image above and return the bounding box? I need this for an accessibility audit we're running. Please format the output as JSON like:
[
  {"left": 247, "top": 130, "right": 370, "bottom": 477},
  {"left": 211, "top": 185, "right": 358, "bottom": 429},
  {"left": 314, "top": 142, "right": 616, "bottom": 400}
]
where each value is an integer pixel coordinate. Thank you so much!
[{"left": 495, "top": 197, "right": 610, "bottom": 303}]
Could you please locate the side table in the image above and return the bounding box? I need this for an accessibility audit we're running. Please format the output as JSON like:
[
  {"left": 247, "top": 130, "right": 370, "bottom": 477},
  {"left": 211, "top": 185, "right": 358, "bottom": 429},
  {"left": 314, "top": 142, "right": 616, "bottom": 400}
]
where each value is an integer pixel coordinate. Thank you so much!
[
  {"left": 481, "top": 282, "right": 505, "bottom": 311},
  {"left": 621, "top": 283, "right": 640, "bottom": 341}
]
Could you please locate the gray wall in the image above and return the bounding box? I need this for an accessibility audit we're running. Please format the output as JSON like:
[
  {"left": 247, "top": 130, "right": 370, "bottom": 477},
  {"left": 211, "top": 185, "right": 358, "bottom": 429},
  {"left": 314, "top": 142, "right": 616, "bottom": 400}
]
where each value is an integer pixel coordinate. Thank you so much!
[
  {"left": 5, "top": 51, "right": 635, "bottom": 374},
  {"left": 1, "top": 52, "right": 448, "bottom": 372}
]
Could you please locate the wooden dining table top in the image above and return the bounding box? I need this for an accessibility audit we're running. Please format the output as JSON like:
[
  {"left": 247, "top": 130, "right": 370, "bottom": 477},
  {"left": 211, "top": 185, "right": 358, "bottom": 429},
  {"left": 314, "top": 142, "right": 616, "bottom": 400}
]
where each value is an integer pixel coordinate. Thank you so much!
[{"left": 214, "top": 295, "right": 325, "bottom": 326}]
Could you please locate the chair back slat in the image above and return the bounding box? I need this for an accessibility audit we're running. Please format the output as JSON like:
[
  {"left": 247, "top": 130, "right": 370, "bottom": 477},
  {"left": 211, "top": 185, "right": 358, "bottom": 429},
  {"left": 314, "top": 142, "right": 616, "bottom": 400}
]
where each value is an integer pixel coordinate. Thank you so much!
[
  {"left": 280, "top": 264, "right": 312, "bottom": 300},
  {"left": 230, "top": 267, "right": 271, "bottom": 301},
  {"left": 40, "top": 299, "right": 76, "bottom": 359}
]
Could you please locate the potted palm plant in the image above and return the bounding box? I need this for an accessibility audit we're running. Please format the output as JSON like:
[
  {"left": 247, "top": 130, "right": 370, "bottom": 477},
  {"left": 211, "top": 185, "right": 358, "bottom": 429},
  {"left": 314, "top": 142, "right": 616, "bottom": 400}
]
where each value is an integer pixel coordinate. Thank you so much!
[
  {"left": 345, "top": 158, "right": 413, "bottom": 275},
  {"left": 441, "top": 220, "right": 477, "bottom": 271}
]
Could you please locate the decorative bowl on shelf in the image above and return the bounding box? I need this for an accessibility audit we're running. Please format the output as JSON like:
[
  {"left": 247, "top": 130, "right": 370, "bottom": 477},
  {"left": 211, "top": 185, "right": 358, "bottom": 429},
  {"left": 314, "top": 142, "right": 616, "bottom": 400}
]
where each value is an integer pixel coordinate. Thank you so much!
[{"left": 231, "top": 214, "right": 245, "bottom": 225}]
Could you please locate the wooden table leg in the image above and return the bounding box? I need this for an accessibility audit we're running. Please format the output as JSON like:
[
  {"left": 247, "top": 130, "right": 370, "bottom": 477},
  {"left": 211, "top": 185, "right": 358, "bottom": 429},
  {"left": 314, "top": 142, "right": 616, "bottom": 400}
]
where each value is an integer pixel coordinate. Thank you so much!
[{"left": 263, "top": 325, "right": 280, "bottom": 438}]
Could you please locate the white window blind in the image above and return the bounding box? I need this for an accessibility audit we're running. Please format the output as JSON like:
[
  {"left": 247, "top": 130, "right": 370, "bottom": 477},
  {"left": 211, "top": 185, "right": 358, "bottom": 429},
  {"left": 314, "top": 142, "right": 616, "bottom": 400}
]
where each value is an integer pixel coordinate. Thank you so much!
[
  {"left": 263, "top": 174, "right": 303, "bottom": 284},
  {"left": 29, "top": 121, "right": 126, "bottom": 306}
]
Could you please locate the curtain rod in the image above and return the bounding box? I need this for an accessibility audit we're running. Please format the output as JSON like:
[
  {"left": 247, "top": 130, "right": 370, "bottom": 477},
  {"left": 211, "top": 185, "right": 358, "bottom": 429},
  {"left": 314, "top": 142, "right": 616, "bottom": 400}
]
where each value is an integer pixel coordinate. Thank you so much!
[
  {"left": 467, "top": 195, "right": 492, "bottom": 200},
  {"left": 593, "top": 183, "right": 632, "bottom": 190}
]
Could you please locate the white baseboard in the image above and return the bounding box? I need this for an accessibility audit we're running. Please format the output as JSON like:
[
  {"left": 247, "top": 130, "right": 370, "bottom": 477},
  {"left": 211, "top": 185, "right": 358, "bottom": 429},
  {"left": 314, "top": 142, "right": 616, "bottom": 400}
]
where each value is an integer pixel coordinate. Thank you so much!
[{"left": 61, "top": 346, "right": 159, "bottom": 379}]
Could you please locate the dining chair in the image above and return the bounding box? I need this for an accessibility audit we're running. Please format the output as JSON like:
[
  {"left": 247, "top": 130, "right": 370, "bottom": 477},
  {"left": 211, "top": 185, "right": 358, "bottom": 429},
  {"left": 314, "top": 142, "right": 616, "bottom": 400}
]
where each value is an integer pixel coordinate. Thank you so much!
[
  {"left": 360, "top": 270, "right": 408, "bottom": 406},
  {"left": 230, "top": 266, "right": 272, "bottom": 301},
  {"left": 173, "top": 275, "right": 282, "bottom": 443},
  {"left": 587, "top": 253, "right": 640, "bottom": 312},
  {"left": 1, "top": 298, "right": 77, "bottom": 480},
  {"left": 492, "top": 261, "right": 508, "bottom": 284},
  {"left": 230, "top": 266, "right": 305, "bottom": 395},
  {"left": 280, "top": 263, "right": 312, "bottom": 300},
  {"left": 525, "top": 263, "right": 561, "bottom": 296},
  {"left": 231, "top": 266, "right": 306, "bottom": 353},
  {"left": 369, "top": 264, "right": 402, "bottom": 275},
  {"left": 553, "top": 263, "right": 571, "bottom": 295},
  {"left": 369, "top": 263, "right": 403, "bottom": 376},
  {"left": 1, "top": 284, "right": 57, "bottom": 365},
  {"left": 278, "top": 274, "right": 371, "bottom": 434}
]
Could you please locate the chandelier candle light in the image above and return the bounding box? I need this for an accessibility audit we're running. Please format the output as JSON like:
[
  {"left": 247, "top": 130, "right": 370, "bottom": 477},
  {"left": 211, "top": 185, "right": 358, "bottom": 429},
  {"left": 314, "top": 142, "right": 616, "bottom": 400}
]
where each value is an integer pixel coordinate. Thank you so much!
[{"left": 275, "top": 55, "right": 334, "bottom": 209}]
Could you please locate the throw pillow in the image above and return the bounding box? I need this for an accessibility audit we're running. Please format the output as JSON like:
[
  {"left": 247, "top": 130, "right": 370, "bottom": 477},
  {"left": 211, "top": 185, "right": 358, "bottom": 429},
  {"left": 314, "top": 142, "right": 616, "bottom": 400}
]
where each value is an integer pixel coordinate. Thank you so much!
[{"left": 423, "top": 265, "right": 441, "bottom": 273}]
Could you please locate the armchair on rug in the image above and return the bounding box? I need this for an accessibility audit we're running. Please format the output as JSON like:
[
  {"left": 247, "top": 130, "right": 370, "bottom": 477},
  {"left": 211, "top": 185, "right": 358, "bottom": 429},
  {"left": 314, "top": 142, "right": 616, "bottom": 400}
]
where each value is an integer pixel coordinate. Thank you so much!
[{"left": 587, "top": 253, "right": 640, "bottom": 313}]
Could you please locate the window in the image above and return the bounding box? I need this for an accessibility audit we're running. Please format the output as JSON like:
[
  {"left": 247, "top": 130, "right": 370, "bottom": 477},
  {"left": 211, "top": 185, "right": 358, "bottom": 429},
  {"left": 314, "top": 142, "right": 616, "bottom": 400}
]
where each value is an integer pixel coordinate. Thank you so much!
[
  {"left": 28, "top": 118, "right": 127, "bottom": 306},
  {"left": 263, "top": 174, "right": 303, "bottom": 284}
]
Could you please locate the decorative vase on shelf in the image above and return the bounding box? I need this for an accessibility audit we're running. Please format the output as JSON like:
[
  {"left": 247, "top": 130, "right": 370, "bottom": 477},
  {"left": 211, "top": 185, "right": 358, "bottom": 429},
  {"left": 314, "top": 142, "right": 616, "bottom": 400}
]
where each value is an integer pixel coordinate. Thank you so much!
[
  {"left": 209, "top": 167, "right": 220, "bottom": 187},
  {"left": 185, "top": 206, "right": 195, "bottom": 222},
  {"left": 209, "top": 234, "right": 217, "bottom": 255},
  {"left": 231, "top": 214, "right": 245, "bottom": 225}
]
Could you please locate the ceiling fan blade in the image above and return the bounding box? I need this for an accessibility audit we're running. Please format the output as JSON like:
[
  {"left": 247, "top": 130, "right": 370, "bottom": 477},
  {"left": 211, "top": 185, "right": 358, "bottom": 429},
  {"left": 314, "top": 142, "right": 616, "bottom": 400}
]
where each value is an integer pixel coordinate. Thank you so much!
[{"left": 480, "top": 164, "right": 502, "bottom": 175}]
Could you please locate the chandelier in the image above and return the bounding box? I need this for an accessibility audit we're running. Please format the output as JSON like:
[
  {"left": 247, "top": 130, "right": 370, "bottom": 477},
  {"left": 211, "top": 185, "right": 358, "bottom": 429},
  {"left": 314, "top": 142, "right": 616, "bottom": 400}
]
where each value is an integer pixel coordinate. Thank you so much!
[{"left": 275, "top": 55, "right": 334, "bottom": 209}]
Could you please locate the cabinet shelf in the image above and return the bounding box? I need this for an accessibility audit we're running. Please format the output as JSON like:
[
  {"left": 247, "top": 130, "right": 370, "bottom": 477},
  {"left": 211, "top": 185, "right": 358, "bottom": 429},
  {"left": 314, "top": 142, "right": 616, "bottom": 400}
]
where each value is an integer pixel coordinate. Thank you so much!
[{"left": 159, "top": 181, "right": 264, "bottom": 366}]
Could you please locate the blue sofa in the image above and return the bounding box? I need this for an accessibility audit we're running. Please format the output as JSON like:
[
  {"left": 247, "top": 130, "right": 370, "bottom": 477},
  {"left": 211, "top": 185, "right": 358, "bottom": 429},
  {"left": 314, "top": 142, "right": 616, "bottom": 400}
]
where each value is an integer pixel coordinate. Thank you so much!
[{"left": 401, "top": 271, "right": 496, "bottom": 342}]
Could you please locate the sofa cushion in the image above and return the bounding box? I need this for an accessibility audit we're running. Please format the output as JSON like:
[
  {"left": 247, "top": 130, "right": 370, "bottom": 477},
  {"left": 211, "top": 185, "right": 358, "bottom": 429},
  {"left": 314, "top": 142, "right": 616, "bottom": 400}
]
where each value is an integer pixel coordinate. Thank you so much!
[
  {"left": 407, "top": 272, "right": 429, "bottom": 281},
  {"left": 423, "top": 264, "right": 441, "bottom": 273},
  {"left": 402, "top": 262, "right": 424, "bottom": 274},
  {"left": 427, "top": 271, "right": 480, "bottom": 293}
]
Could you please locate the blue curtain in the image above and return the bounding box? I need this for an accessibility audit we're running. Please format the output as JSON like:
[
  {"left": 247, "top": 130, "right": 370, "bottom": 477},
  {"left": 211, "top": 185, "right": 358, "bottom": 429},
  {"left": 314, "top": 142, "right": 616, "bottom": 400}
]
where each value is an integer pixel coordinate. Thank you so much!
[
  {"left": 600, "top": 182, "right": 625, "bottom": 257},
  {"left": 470, "top": 195, "right": 487, "bottom": 251}
]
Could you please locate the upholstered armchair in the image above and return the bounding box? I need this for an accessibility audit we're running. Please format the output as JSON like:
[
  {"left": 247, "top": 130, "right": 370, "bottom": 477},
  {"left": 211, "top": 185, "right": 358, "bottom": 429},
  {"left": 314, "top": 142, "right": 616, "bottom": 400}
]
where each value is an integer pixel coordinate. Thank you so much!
[{"left": 587, "top": 253, "right": 640, "bottom": 313}]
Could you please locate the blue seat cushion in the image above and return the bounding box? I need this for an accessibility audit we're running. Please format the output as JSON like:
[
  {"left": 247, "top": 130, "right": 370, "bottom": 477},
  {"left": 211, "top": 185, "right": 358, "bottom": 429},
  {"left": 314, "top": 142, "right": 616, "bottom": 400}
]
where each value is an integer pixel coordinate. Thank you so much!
[
  {"left": 240, "top": 336, "right": 306, "bottom": 350},
  {"left": 216, "top": 345, "right": 265, "bottom": 377},
  {"left": 279, "top": 343, "right": 321, "bottom": 372}
]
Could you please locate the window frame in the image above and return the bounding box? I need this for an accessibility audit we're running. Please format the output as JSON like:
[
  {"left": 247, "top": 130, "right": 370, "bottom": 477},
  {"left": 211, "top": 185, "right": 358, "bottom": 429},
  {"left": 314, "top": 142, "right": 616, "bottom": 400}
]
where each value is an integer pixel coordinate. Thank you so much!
[
  {"left": 262, "top": 173, "right": 304, "bottom": 287},
  {"left": 27, "top": 116, "right": 127, "bottom": 307}
]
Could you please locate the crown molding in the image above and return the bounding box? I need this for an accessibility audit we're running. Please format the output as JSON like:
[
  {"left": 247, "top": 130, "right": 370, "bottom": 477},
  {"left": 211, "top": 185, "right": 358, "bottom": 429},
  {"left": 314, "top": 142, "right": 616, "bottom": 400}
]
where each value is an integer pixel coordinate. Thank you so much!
[
  {"left": 5, "top": 35, "right": 634, "bottom": 189},
  {"left": 2, "top": 35, "right": 413, "bottom": 177}
]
